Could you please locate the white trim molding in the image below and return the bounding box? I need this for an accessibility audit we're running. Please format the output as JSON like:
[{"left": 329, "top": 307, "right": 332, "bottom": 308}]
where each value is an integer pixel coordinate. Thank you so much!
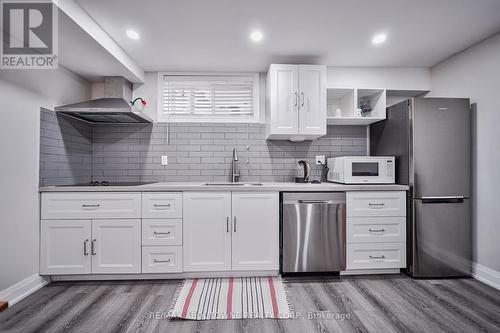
[
  {"left": 473, "top": 262, "right": 500, "bottom": 291},
  {"left": 0, "top": 274, "right": 50, "bottom": 306}
]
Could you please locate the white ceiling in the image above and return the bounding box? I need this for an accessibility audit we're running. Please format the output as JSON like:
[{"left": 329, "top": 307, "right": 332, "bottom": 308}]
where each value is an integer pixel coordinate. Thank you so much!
[{"left": 74, "top": 0, "right": 500, "bottom": 72}]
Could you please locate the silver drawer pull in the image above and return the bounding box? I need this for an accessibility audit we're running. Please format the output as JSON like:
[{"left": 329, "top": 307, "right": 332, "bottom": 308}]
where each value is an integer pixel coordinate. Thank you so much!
[
  {"left": 82, "top": 204, "right": 100, "bottom": 208},
  {"left": 369, "top": 255, "right": 386, "bottom": 259},
  {"left": 368, "top": 203, "right": 385, "bottom": 207},
  {"left": 154, "top": 259, "right": 171, "bottom": 263},
  {"left": 153, "top": 231, "right": 171, "bottom": 235},
  {"left": 369, "top": 228, "right": 386, "bottom": 232},
  {"left": 154, "top": 204, "right": 171, "bottom": 207}
]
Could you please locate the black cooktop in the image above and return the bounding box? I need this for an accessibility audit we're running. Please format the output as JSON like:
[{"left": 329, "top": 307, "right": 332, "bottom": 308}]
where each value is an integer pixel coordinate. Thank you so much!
[{"left": 58, "top": 181, "right": 155, "bottom": 187}]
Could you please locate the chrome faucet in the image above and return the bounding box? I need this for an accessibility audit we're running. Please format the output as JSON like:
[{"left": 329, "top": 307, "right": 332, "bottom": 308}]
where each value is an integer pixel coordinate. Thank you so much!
[{"left": 231, "top": 148, "right": 240, "bottom": 182}]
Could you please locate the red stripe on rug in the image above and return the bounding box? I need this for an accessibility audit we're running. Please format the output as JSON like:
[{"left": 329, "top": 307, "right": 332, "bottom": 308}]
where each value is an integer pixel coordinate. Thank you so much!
[
  {"left": 227, "top": 277, "right": 234, "bottom": 319},
  {"left": 268, "top": 276, "right": 279, "bottom": 317},
  {"left": 181, "top": 278, "right": 198, "bottom": 318}
]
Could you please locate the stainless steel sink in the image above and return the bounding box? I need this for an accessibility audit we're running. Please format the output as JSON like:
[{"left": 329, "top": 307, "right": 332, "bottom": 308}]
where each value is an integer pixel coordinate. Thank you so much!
[{"left": 204, "top": 182, "right": 263, "bottom": 186}]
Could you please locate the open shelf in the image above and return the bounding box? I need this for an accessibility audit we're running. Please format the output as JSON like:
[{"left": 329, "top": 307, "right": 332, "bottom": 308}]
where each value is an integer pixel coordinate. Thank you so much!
[
  {"left": 327, "top": 88, "right": 355, "bottom": 118},
  {"left": 327, "top": 116, "right": 385, "bottom": 125},
  {"left": 327, "top": 88, "right": 386, "bottom": 125}
]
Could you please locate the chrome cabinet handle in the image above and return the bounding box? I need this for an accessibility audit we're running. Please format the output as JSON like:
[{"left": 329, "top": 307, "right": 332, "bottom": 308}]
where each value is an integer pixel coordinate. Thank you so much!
[
  {"left": 226, "top": 217, "right": 230, "bottom": 233},
  {"left": 369, "top": 255, "right": 386, "bottom": 259},
  {"left": 83, "top": 239, "right": 89, "bottom": 256},
  {"left": 369, "top": 228, "right": 386, "bottom": 232},
  {"left": 368, "top": 203, "right": 385, "bottom": 207},
  {"left": 294, "top": 92, "right": 298, "bottom": 107},
  {"left": 154, "top": 231, "right": 171, "bottom": 235},
  {"left": 82, "top": 204, "right": 100, "bottom": 208},
  {"left": 91, "top": 239, "right": 96, "bottom": 255},
  {"left": 233, "top": 216, "right": 237, "bottom": 233},
  {"left": 153, "top": 203, "right": 171, "bottom": 207},
  {"left": 301, "top": 92, "right": 305, "bottom": 107},
  {"left": 154, "top": 259, "right": 171, "bottom": 263}
]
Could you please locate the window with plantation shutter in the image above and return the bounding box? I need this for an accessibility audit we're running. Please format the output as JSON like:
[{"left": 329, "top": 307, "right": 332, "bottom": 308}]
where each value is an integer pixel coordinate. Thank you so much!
[{"left": 158, "top": 73, "right": 259, "bottom": 122}]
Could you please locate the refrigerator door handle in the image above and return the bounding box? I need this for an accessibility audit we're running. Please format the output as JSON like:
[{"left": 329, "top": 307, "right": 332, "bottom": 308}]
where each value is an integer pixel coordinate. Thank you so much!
[{"left": 421, "top": 196, "right": 465, "bottom": 204}]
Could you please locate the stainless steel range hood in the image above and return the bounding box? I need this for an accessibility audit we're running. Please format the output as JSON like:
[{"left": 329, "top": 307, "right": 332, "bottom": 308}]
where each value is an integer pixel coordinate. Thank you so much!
[{"left": 55, "top": 77, "right": 153, "bottom": 124}]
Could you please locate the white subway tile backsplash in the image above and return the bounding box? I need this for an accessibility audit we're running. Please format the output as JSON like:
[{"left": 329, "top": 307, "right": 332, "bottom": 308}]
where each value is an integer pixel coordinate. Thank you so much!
[{"left": 40, "top": 111, "right": 367, "bottom": 185}]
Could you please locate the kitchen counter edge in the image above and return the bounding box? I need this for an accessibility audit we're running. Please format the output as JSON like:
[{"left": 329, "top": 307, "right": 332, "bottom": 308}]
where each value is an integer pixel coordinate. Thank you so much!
[{"left": 39, "top": 182, "right": 409, "bottom": 192}]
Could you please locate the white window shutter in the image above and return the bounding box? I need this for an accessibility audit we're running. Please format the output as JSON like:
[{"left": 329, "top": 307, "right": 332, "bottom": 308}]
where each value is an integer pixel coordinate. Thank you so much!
[{"left": 159, "top": 74, "right": 259, "bottom": 122}]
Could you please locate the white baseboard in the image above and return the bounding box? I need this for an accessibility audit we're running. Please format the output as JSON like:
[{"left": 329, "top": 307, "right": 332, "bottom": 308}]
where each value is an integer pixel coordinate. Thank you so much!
[
  {"left": 0, "top": 274, "right": 50, "bottom": 306},
  {"left": 472, "top": 262, "right": 500, "bottom": 291},
  {"left": 340, "top": 268, "right": 401, "bottom": 276}
]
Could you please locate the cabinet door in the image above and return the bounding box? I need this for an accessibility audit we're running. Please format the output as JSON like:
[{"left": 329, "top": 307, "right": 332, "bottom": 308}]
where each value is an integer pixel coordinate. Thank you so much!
[
  {"left": 40, "top": 220, "right": 91, "bottom": 275},
  {"left": 298, "top": 65, "right": 326, "bottom": 136},
  {"left": 91, "top": 219, "right": 141, "bottom": 274},
  {"left": 231, "top": 192, "right": 279, "bottom": 270},
  {"left": 183, "top": 192, "right": 232, "bottom": 272},
  {"left": 267, "top": 64, "right": 299, "bottom": 135}
]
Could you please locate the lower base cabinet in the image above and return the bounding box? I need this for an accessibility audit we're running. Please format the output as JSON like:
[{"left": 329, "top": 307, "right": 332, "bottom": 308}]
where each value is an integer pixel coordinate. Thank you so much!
[
  {"left": 142, "top": 246, "right": 182, "bottom": 273},
  {"left": 91, "top": 219, "right": 141, "bottom": 274},
  {"left": 40, "top": 220, "right": 91, "bottom": 275},
  {"left": 40, "top": 219, "right": 141, "bottom": 275},
  {"left": 345, "top": 191, "right": 407, "bottom": 271},
  {"left": 183, "top": 192, "right": 279, "bottom": 272}
]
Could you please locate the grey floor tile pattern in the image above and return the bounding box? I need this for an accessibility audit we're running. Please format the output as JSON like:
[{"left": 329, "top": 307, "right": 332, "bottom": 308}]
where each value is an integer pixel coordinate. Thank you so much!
[{"left": 1, "top": 275, "right": 500, "bottom": 332}]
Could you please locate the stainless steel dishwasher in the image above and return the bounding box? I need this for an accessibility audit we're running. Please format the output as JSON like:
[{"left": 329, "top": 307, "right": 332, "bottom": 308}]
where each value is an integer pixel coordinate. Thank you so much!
[{"left": 281, "top": 192, "right": 346, "bottom": 273}]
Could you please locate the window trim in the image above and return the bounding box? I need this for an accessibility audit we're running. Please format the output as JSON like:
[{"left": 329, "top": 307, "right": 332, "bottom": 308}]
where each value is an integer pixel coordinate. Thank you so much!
[{"left": 157, "top": 72, "right": 260, "bottom": 123}]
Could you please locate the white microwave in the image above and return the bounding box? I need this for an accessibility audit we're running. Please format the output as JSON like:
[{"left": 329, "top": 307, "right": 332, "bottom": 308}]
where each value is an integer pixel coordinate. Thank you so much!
[{"left": 327, "top": 156, "right": 395, "bottom": 184}]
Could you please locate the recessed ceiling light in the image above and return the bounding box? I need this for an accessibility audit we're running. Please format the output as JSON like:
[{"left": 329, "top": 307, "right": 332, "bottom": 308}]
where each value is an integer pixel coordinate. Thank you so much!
[
  {"left": 126, "top": 30, "right": 140, "bottom": 40},
  {"left": 372, "top": 33, "right": 387, "bottom": 45},
  {"left": 250, "top": 30, "right": 263, "bottom": 42}
]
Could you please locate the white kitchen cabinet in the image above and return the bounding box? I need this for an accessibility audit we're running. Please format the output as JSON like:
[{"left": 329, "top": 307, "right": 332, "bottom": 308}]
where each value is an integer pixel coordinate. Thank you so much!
[
  {"left": 345, "top": 191, "right": 407, "bottom": 272},
  {"left": 40, "top": 220, "right": 91, "bottom": 275},
  {"left": 141, "top": 192, "right": 182, "bottom": 219},
  {"left": 183, "top": 192, "right": 232, "bottom": 272},
  {"left": 91, "top": 219, "right": 141, "bottom": 274},
  {"left": 231, "top": 192, "right": 279, "bottom": 270},
  {"left": 298, "top": 65, "right": 327, "bottom": 135},
  {"left": 142, "top": 219, "right": 182, "bottom": 246},
  {"left": 41, "top": 192, "right": 141, "bottom": 220},
  {"left": 265, "top": 64, "right": 299, "bottom": 136},
  {"left": 266, "top": 64, "right": 326, "bottom": 141},
  {"left": 142, "top": 246, "right": 182, "bottom": 273}
]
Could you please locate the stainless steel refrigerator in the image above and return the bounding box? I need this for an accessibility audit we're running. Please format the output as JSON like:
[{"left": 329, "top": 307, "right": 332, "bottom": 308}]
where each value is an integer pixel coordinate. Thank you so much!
[{"left": 370, "top": 98, "right": 471, "bottom": 278}]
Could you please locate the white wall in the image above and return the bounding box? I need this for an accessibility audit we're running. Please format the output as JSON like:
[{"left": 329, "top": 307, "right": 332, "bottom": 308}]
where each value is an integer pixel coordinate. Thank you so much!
[
  {"left": 327, "top": 67, "right": 431, "bottom": 90},
  {"left": 0, "top": 67, "right": 90, "bottom": 292},
  {"left": 429, "top": 32, "right": 500, "bottom": 273}
]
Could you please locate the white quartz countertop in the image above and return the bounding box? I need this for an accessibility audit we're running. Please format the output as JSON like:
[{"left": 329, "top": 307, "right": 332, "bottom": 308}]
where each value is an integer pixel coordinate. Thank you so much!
[{"left": 39, "top": 182, "right": 409, "bottom": 192}]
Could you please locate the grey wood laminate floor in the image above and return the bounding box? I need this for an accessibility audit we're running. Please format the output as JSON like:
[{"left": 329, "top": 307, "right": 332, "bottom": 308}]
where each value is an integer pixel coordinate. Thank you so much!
[{"left": 1, "top": 274, "right": 500, "bottom": 333}]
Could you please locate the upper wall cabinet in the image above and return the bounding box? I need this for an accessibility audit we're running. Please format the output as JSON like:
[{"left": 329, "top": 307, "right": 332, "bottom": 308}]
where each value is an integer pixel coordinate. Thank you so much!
[{"left": 266, "top": 64, "right": 326, "bottom": 141}]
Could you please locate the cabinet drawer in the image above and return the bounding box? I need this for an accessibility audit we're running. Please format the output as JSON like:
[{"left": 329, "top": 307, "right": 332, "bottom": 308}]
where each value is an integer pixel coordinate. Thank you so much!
[
  {"left": 346, "top": 242, "right": 406, "bottom": 270},
  {"left": 41, "top": 192, "right": 141, "bottom": 219},
  {"left": 347, "top": 191, "right": 406, "bottom": 217},
  {"left": 347, "top": 217, "right": 406, "bottom": 243},
  {"left": 142, "top": 219, "right": 182, "bottom": 246},
  {"left": 142, "top": 193, "right": 182, "bottom": 219},
  {"left": 142, "top": 246, "right": 182, "bottom": 273}
]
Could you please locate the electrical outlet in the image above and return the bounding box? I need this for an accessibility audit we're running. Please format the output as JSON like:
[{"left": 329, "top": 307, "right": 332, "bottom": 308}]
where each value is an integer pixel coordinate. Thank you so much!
[
  {"left": 316, "top": 155, "right": 326, "bottom": 165},
  {"left": 161, "top": 156, "right": 168, "bottom": 165}
]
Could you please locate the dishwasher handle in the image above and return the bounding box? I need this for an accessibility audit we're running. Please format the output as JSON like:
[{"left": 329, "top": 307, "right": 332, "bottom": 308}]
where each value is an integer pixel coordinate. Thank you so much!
[{"left": 298, "top": 200, "right": 334, "bottom": 204}]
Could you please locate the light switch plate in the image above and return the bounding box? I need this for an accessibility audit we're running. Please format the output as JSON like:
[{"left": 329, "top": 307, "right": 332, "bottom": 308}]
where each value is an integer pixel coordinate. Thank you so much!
[
  {"left": 316, "top": 155, "right": 326, "bottom": 165},
  {"left": 161, "top": 156, "right": 168, "bottom": 165}
]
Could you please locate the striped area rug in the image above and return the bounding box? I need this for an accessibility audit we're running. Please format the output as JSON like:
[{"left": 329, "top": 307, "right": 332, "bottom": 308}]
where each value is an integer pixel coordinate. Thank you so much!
[{"left": 169, "top": 277, "right": 292, "bottom": 320}]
